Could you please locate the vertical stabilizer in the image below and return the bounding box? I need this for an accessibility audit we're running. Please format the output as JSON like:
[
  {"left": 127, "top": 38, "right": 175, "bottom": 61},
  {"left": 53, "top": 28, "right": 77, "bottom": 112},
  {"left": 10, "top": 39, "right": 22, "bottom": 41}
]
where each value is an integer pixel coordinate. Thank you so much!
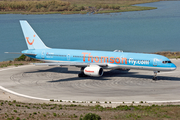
[{"left": 20, "top": 20, "right": 49, "bottom": 49}]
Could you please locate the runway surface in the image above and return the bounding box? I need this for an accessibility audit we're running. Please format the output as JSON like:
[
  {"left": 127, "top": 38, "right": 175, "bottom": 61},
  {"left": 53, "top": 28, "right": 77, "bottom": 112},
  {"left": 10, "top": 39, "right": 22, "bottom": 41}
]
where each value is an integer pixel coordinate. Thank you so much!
[{"left": 0, "top": 59, "right": 180, "bottom": 103}]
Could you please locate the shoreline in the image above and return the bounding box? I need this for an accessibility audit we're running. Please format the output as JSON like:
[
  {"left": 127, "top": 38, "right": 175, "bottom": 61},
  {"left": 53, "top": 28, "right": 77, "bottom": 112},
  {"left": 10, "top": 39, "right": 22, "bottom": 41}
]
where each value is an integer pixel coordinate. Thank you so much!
[
  {"left": 0, "top": 6, "right": 157, "bottom": 15},
  {"left": 0, "top": 0, "right": 160, "bottom": 15}
]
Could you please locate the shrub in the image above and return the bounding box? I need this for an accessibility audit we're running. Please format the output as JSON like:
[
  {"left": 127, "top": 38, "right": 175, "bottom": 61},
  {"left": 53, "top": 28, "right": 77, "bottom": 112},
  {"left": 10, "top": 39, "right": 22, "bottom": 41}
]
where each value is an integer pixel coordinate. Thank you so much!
[
  {"left": 33, "top": 112, "right": 37, "bottom": 115},
  {"left": 15, "top": 54, "right": 26, "bottom": 61},
  {"left": 16, "top": 117, "right": 20, "bottom": 120},
  {"left": 95, "top": 4, "right": 102, "bottom": 9},
  {"left": 40, "top": 7, "right": 46, "bottom": 12},
  {"left": 30, "top": 7, "right": 38, "bottom": 12},
  {"left": 67, "top": 6, "right": 74, "bottom": 11},
  {"left": 70, "top": 104, "right": 77, "bottom": 107},
  {"left": 116, "top": 105, "right": 131, "bottom": 111},
  {"left": 61, "top": 6, "right": 68, "bottom": 11},
  {"left": 56, "top": 6, "right": 63, "bottom": 11},
  {"left": 53, "top": 113, "right": 57, "bottom": 117},
  {"left": 73, "top": 114, "right": 77, "bottom": 118},
  {"left": 16, "top": 104, "right": 21, "bottom": 107},
  {"left": 36, "top": 3, "right": 43, "bottom": 9},
  {"left": 8, "top": 103, "right": 12, "bottom": 106},
  {"left": 14, "top": 110, "right": 17, "bottom": 113},
  {"left": 102, "top": 5, "right": 109, "bottom": 9},
  {"left": 83, "top": 113, "right": 101, "bottom": 120},
  {"left": 94, "top": 105, "right": 103, "bottom": 111},
  {"left": 79, "top": 6, "right": 85, "bottom": 10}
]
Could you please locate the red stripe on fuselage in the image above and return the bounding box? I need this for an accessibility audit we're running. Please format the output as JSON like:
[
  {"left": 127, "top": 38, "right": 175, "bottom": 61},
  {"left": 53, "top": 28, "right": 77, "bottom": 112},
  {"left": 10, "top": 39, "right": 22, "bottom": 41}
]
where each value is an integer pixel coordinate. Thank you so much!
[{"left": 85, "top": 70, "right": 94, "bottom": 73}]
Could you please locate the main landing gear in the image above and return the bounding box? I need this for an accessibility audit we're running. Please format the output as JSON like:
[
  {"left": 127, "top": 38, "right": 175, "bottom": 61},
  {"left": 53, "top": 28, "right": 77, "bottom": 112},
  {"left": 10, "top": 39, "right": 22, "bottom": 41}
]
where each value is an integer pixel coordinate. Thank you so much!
[
  {"left": 78, "top": 67, "right": 87, "bottom": 77},
  {"left": 152, "top": 71, "right": 160, "bottom": 80}
]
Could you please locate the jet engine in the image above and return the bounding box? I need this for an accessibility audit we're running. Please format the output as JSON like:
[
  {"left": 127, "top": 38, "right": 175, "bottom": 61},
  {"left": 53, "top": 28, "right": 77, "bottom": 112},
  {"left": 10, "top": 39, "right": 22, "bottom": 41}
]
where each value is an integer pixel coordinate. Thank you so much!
[{"left": 84, "top": 65, "right": 103, "bottom": 77}]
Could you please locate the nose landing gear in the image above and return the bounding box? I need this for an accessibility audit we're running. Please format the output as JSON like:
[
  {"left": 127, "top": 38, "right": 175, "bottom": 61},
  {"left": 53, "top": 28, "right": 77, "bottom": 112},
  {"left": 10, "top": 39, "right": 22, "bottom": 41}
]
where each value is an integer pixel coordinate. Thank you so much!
[{"left": 152, "top": 71, "right": 160, "bottom": 80}]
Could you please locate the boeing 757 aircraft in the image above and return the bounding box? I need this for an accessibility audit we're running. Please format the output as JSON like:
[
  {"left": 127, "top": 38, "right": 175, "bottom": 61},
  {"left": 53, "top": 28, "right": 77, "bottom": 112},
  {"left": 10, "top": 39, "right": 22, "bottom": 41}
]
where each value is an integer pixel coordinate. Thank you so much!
[{"left": 6, "top": 20, "right": 176, "bottom": 80}]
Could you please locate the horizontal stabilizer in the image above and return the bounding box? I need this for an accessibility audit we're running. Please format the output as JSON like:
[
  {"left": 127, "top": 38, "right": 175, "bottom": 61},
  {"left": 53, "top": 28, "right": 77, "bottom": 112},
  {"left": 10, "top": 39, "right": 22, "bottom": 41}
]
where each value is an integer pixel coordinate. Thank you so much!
[
  {"left": 5, "top": 52, "right": 22, "bottom": 54},
  {"left": 5, "top": 52, "right": 37, "bottom": 56}
]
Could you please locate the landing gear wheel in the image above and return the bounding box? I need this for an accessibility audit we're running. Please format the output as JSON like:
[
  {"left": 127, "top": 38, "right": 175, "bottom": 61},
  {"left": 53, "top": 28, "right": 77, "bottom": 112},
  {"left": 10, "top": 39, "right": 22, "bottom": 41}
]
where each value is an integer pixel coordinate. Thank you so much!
[
  {"left": 78, "top": 73, "right": 83, "bottom": 77},
  {"left": 78, "top": 73, "right": 87, "bottom": 77},
  {"left": 78, "top": 67, "right": 87, "bottom": 77},
  {"left": 152, "top": 71, "right": 158, "bottom": 80},
  {"left": 152, "top": 76, "right": 157, "bottom": 80}
]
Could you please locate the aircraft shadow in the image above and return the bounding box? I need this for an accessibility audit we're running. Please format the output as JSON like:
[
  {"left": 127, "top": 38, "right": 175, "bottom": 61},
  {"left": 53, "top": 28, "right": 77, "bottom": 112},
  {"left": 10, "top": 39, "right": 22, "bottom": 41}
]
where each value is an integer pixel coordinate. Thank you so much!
[
  {"left": 48, "top": 69, "right": 137, "bottom": 82},
  {"left": 104, "top": 69, "right": 180, "bottom": 81},
  {"left": 48, "top": 69, "right": 180, "bottom": 82},
  {"left": 25, "top": 67, "right": 80, "bottom": 75},
  {"left": 25, "top": 67, "right": 180, "bottom": 82}
]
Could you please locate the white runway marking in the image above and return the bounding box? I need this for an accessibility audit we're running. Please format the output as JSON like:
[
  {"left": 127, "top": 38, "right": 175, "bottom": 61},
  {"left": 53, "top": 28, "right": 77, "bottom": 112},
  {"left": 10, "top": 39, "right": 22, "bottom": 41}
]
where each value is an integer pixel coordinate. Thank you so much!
[
  {"left": 1, "top": 85, "right": 180, "bottom": 104},
  {"left": 0, "top": 65, "right": 32, "bottom": 72},
  {"left": 0, "top": 85, "right": 49, "bottom": 101}
]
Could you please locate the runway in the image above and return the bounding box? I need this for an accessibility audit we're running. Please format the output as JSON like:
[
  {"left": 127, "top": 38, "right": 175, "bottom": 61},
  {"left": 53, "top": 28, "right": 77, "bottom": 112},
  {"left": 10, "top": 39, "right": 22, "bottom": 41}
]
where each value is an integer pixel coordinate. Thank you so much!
[{"left": 0, "top": 59, "right": 180, "bottom": 104}]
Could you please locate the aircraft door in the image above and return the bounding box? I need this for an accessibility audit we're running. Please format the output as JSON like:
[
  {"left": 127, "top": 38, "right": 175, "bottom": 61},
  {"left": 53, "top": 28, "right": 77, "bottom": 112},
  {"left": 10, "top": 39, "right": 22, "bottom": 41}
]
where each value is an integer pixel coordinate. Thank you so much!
[
  {"left": 153, "top": 58, "right": 158, "bottom": 66},
  {"left": 41, "top": 51, "right": 45, "bottom": 59},
  {"left": 67, "top": 54, "right": 70, "bottom": 61}
]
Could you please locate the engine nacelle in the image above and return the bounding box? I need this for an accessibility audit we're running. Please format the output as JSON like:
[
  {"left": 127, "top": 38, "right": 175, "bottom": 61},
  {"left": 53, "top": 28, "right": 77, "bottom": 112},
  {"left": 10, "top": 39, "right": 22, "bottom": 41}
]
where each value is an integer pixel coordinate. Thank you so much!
[{"left": 84, "top": 65, "right": 103, "bottom": 77}]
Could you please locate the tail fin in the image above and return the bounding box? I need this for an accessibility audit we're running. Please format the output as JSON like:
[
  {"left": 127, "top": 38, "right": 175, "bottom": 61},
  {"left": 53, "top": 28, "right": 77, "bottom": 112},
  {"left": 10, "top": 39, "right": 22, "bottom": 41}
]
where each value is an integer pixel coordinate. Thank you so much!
[{"left": 20, "top": 20, "right": 49, "bottom": 50}]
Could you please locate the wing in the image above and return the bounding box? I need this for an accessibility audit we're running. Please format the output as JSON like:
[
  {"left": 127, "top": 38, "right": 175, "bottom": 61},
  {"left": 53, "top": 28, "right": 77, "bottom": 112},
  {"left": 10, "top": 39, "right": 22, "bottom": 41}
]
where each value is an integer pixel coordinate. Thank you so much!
[{"left": 34, "top": 62, "right": 108, "bottom": 67}]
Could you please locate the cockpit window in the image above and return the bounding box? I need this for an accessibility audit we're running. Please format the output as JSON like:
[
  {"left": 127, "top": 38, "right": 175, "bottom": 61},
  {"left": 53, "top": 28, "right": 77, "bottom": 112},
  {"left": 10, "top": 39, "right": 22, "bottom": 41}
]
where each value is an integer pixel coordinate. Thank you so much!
[{"left": 162, "top": 61, "right": 172, "bottom": 64}]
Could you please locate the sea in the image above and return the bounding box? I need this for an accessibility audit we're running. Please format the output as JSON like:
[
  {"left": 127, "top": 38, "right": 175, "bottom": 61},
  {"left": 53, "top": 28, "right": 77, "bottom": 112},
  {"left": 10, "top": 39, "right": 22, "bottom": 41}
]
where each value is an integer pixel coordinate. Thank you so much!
[{"left": 0, "top": 1, "right": 180, "bottom": 62}]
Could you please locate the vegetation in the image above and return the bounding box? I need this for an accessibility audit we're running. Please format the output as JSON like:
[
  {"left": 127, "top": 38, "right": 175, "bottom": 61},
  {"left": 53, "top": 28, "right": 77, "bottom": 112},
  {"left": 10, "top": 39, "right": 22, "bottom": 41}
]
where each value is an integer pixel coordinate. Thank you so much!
[
  {"left": 0, "top": 54, "right": 39, "bottom": 68},
  {"left": 14, "top": 54, "right": 26, "bottom": 61},
  {"left": 83, "top": 113, "right": 101, "bottom": 120},
  {"left": 1, "top": 100, "right": 180, "bottom": 119},
  {"left": 0, "top": 0, "right": 160, "bottom": 14},
  {"left": 155, "top": 51, "right": 180, "bottom": 59}
]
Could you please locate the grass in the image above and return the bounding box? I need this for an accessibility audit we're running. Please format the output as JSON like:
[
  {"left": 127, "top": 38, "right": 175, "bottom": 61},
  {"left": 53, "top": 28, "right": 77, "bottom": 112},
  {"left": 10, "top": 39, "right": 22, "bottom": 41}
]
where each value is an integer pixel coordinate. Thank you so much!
[
  {"left": 1, "top": 100, "right": 180, "bottom": 119},
  {"left": 0, "top": 0, "right": 161, "bottom": 14}
]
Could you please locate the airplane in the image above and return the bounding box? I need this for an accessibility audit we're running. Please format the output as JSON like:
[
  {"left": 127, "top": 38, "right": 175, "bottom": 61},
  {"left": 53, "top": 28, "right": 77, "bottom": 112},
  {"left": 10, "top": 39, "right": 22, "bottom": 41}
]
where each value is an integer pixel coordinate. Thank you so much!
[{"left": 6, "top": 20, "right": 177, "bottom": 80}]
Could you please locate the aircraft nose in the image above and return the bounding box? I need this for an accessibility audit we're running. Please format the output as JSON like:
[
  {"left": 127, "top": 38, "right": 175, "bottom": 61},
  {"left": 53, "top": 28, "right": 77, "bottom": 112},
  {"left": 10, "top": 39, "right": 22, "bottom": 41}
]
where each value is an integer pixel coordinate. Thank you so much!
[{"left": 171, "top": 63, "right": 177, "bottom": 70}]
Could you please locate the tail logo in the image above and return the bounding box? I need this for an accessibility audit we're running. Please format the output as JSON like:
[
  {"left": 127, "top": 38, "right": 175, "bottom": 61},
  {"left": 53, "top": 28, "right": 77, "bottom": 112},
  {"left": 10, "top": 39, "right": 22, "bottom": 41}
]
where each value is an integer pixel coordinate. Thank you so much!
[{"left": 26, "top": 35, "right": 35, "bottom": 45}]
